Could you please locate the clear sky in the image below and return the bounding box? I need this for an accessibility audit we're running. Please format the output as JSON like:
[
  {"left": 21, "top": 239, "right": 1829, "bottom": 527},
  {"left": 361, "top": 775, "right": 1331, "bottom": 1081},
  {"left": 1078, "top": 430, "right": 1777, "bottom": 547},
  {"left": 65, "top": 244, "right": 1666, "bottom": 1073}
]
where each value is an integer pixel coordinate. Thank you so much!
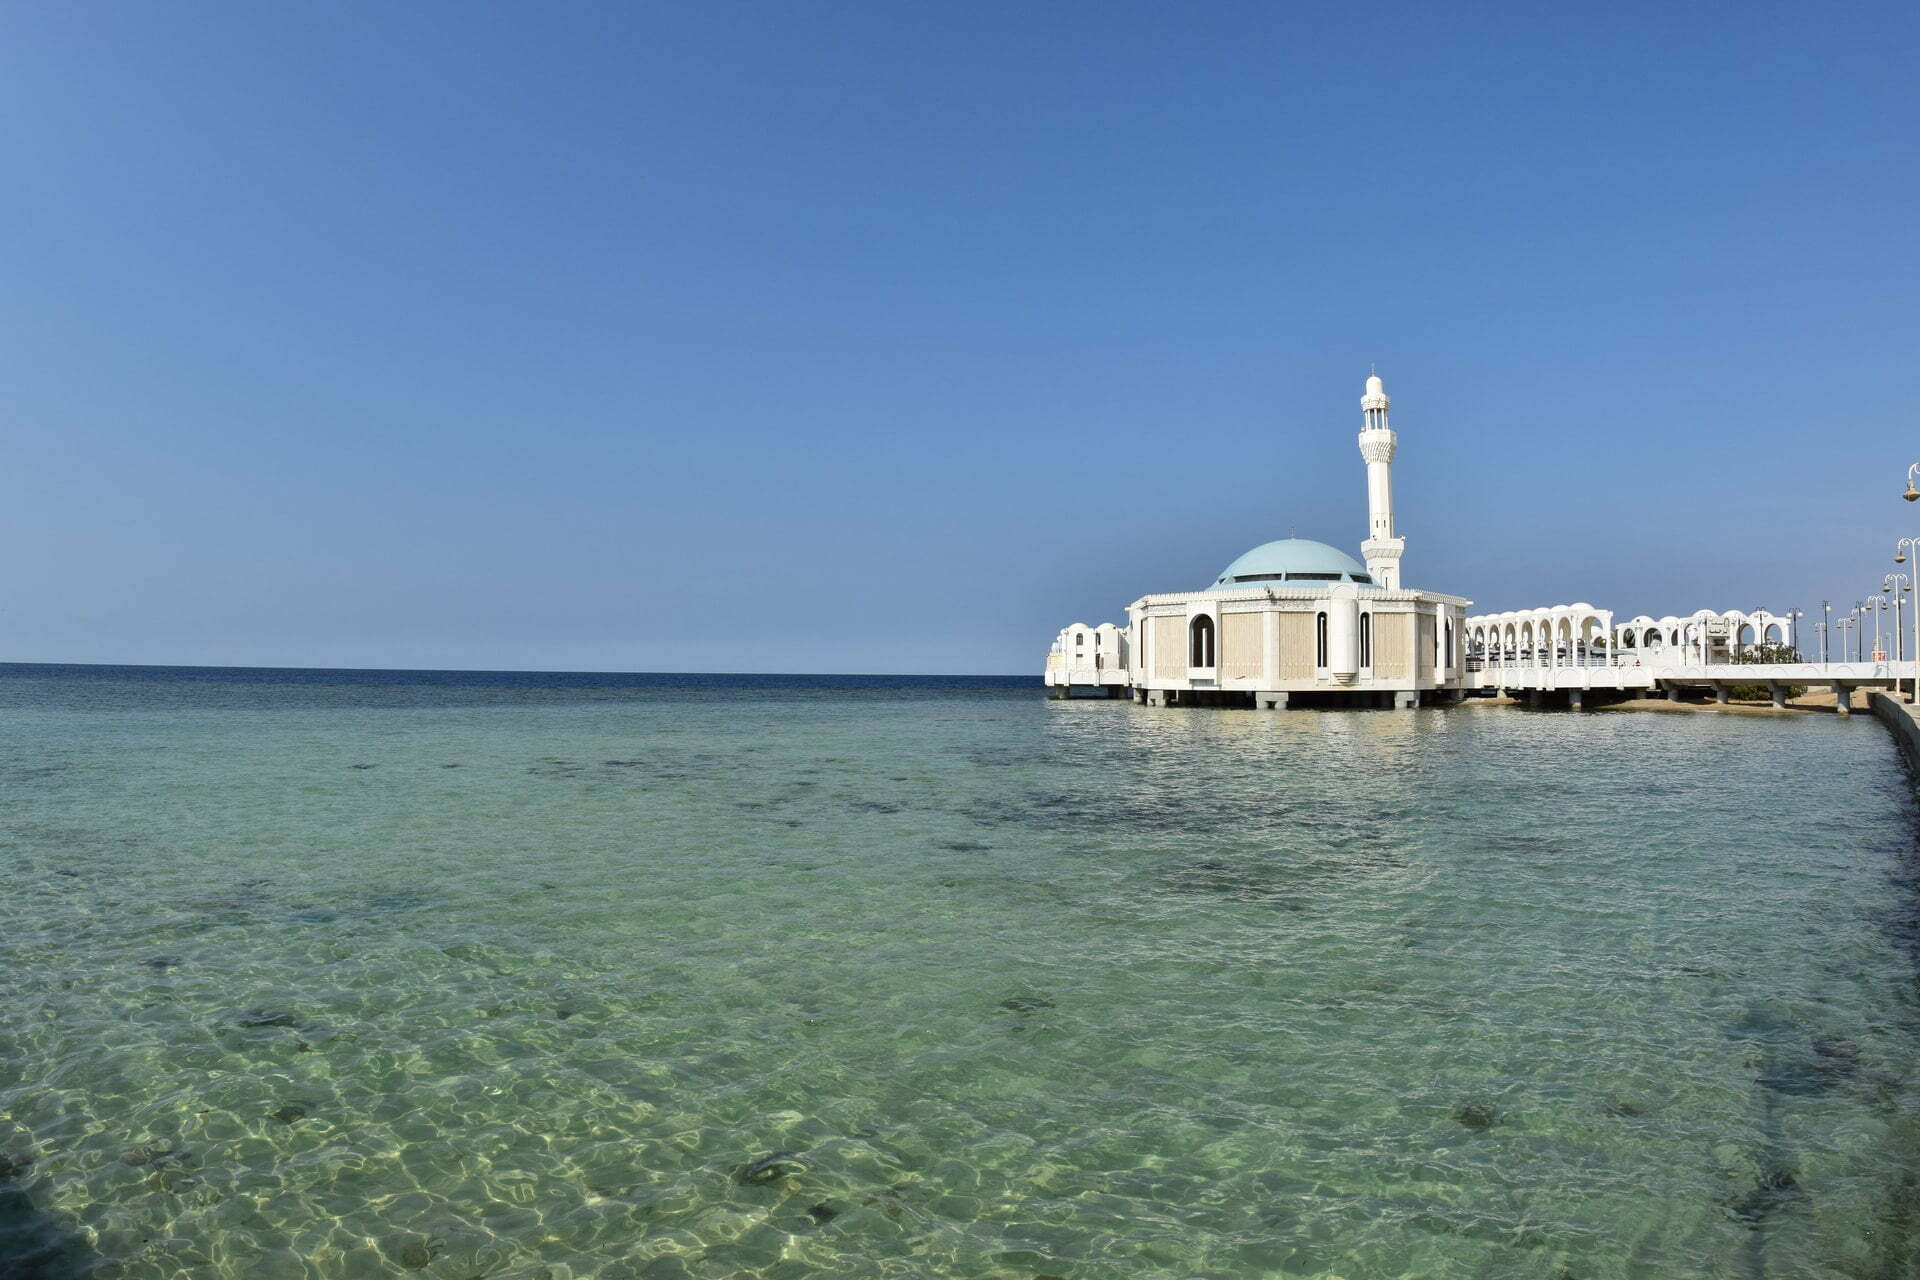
[{"left": 2, "top": 3, "right": 1916, "bottom": 673}]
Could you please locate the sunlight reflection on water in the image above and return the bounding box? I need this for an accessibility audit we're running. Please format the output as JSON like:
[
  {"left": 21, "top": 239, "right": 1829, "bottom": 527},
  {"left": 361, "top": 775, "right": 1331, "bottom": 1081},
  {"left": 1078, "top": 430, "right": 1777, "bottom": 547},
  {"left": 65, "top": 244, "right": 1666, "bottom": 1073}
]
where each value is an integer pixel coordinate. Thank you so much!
[{"left": 2, "top": 667, "right": 1917, "bottom": 1279}]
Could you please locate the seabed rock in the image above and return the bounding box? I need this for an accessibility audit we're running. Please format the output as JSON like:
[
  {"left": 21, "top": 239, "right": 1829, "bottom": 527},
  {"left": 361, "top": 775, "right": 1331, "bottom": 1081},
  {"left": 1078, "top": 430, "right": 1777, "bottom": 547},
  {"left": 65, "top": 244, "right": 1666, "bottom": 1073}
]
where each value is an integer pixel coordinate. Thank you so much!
[
  {"left": 1731, "top": 1168, "right": 1802, "bottom": 1225},
  {"left": 1452, "top": 1103, "right": 1496, "bottom": 1129},
  {"left": 268, "top": 1105, "right": 307, "bottom": 1125},
  {"left": 0, "top": 1153, "right": 32, "bottom": 1180},
  {"left": 1814, "top": 1036, "right": 1861, "bottom": 1082},
  {"left": 382, "top": 1234, "right": 437, "bottom": 1270},
  {"left": 733, "top": 1152, "right": 804, "bottom": 1185},
  {"left": 806, "top": 1202, "right": 837, "bottom": 1224},
  {"left": 119, "top": 1142, "right": 178, "bottom": 1168},
  {"left": 999, "top": 995, "right": 1055, "bottom": 1013}
]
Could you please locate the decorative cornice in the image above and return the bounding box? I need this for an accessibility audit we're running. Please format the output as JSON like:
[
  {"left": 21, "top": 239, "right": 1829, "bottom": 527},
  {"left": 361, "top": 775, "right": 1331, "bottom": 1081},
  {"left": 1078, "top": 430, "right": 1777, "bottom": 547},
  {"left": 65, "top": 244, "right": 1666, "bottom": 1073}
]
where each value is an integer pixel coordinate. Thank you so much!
[{"left": 1358, "top": 431, "right": 1397, "bottom": 464}]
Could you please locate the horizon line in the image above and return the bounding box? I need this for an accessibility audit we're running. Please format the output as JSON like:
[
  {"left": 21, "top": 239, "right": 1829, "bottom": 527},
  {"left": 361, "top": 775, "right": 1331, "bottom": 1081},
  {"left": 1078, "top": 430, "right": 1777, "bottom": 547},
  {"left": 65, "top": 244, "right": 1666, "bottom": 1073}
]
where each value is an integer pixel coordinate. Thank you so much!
[{"left": 0, "top": 659, "right": 1038, "bottom": 680}]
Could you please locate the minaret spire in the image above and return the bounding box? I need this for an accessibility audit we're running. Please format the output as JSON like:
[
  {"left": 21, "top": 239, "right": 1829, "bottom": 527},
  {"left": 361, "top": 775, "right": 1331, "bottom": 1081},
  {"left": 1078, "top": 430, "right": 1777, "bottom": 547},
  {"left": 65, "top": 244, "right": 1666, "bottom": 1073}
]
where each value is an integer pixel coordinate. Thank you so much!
[{"left": 1358, "top": 370, "right": 1405, "bottom": 589}]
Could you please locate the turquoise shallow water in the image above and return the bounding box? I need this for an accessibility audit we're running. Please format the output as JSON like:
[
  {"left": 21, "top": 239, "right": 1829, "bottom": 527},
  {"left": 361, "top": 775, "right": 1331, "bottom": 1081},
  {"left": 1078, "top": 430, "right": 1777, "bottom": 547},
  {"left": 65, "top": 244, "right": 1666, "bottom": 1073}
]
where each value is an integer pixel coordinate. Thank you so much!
[{"left": 3, "top": 665, "right": 1919, "bottom": 1279}]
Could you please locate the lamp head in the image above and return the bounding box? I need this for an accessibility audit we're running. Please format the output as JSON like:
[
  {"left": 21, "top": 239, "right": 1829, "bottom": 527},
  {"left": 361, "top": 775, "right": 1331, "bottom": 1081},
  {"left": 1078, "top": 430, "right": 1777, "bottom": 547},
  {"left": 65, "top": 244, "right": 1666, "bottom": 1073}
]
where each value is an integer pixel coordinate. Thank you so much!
[
  {"left": 1906, "top": 483, "right": 1919, "bottom": 502},
  {"left": 1900, "top": 550, "right": 1909, "bottom": 564}
]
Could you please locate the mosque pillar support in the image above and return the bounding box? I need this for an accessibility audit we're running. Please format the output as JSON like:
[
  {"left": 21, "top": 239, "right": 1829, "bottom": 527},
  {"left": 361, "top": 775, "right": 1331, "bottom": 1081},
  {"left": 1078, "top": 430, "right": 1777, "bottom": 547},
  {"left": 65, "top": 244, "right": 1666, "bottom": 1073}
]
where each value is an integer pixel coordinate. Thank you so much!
[
  {"left": 1712, "top": 682, "right": 1729, "bottom": 705},
  {"left": 1666, "top": 683, "right": 1683, "bottom": 702},
  {"left": 1256, "top": 691, "right": 1288, "bottom": 710},
  {"left": 1768, "top": 683, "right": 1787, "bottom": 710},
  {"left": 1569, "top": 688, "right": 1584, "bottom": 711},
  {"left": 1393, "top": 690, "right": 1418, "bottom": 710},
  {"left": 1833, "top": 683, "right": 1852, "bottom": 717},
  {"left": 1528, "top": 690, "right": 1543, "bottom": 709}
]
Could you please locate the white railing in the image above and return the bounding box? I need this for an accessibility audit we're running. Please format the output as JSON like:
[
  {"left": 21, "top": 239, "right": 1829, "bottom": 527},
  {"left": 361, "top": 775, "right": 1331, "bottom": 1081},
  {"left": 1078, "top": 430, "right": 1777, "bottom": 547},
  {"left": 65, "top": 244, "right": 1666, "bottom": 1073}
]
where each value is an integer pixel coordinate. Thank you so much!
[{"left": 1472, "top": 652, "right": 1625, "bottom": 670}]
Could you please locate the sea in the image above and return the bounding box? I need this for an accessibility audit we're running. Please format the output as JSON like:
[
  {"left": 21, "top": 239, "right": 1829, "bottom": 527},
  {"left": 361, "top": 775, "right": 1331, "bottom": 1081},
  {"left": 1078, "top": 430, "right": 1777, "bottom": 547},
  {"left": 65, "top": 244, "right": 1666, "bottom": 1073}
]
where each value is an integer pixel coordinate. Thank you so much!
[{"left": 2, "top": 663, "right": 1917, "bottom": 1280}]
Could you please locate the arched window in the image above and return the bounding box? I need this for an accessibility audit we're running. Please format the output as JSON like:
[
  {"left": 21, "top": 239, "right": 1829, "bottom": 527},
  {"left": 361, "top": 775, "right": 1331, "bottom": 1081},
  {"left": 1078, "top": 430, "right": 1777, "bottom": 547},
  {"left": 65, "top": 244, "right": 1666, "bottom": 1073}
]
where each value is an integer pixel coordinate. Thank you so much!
[
  {"left": 1445, "top": 620, "right": 1454, "bottom": 666},
  {"left": 1315, "top": 612, "right": 1328, "bottom": 668},
  {"left": 1189, "top": 615, "right": 1215, "bottom": 667},
  {"left": 1359, "top": 613, "right": 1372, "bottom": 667},
  {"left": 1074, "top": 632, "right": 1084, "bottom": 646}
]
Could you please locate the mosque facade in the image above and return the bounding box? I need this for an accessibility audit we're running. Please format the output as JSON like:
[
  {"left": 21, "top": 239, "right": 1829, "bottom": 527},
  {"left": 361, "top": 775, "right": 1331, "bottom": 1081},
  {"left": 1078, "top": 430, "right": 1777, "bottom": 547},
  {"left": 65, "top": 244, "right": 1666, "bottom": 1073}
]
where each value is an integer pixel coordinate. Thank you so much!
[{"left": 1045, "top": 373, "right": 1473, "bottom": 709}]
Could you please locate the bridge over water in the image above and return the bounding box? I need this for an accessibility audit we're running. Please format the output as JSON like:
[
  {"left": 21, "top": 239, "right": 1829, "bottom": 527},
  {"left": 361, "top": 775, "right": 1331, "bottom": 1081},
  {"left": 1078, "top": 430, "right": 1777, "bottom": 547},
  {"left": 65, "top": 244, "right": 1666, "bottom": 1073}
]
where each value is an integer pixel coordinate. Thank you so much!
[
  {"left": 1465, "top": 656, "right": 1910, "bottom": 714},
  {"left": 1462, "top": 603, "right": 1912, "bottom": 713}
]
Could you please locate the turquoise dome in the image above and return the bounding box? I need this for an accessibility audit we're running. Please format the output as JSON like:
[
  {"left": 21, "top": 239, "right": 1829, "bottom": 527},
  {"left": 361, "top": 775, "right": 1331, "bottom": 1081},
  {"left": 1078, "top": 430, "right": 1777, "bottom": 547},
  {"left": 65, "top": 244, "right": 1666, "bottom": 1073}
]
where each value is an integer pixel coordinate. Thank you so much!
[{"left": 1207, "top": 539, "right": 1377, "bottom": 590}]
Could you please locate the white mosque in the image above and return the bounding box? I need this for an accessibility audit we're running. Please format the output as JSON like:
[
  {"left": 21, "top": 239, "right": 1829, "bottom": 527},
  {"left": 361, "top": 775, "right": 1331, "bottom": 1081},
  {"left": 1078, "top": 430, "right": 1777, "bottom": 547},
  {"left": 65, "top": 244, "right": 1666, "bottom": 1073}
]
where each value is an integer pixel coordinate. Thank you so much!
[
  {"left": 1046, "top": 373, "right": 1470, "bottom": 709},
  {"left": 1044, "top": 371, "right": 1813, "bottom": 710}
]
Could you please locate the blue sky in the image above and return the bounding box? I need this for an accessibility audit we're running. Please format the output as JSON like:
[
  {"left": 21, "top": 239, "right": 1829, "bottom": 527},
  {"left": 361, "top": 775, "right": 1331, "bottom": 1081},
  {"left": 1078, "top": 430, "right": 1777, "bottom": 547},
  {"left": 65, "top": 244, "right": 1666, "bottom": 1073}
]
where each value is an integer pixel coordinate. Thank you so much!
[{"left": 2, "top": 2, "right": 1915, "bottom": 673}]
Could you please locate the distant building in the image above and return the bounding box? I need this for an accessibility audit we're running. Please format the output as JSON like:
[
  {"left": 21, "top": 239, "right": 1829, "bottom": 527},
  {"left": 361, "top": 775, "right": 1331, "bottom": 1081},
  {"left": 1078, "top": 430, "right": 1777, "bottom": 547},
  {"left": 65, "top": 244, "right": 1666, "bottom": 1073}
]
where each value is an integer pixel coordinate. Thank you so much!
[{"left": 1046, "top": 372, "right": 1472, "bottom": 708}]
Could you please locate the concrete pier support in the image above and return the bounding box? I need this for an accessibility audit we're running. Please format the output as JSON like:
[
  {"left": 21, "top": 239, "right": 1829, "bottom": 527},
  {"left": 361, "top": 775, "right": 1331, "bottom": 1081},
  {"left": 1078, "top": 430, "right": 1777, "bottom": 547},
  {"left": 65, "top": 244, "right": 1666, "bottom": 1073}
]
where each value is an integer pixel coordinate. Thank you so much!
[
  {"left": 1256, "top": 691, "right": 1289, "bottom": 710},
  {"left": 1144, "top": 690, "right": 1165, "bottom": 707},
  {"left": 1666, "top": 683, "right": 1683, "bottom": 702},
  {"left": 1528, "top": 690, "right": 1543, "bottom": 709},
  {"left": 1768, "top": 683, "right": 1786, "bottom": 710},
  {"left": 1833, "top": 683, "right": 1852, "bottom": 717},
  {"left": 1393, "top": 691, "right": 1417, "bottom": 710},
  {"left": 1569, "top": 689, "right": 1584, "bottom": 711},
  {"left": 1712, "top": 682, "right": 1729, "bottom": 705}
]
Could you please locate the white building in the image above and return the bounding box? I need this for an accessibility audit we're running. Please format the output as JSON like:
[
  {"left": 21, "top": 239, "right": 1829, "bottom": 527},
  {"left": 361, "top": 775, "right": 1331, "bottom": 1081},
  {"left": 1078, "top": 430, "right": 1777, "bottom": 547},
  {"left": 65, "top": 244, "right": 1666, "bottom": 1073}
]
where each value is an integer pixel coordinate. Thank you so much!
[{"left": 1046, "top": 372, "right": 1473, "bottom": 708}]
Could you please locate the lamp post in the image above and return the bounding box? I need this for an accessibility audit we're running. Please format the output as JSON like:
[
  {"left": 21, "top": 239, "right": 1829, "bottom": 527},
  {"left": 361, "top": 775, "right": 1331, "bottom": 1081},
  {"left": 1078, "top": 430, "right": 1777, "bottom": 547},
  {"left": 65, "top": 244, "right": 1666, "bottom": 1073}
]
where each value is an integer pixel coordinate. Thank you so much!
[
  {"left": 1787, "top": 608, "right": 1803, "bottom": 658},
  {"left": 1886, "top": 575, "right": 1910, "bottom": 697},
  {"left": 1821, "top": 599, "right": 1832, "bottom": 665},
  {"left": 1839, "top": 612, "right": 1855, "bottom": 665},
  {"left": 1814, "top": 620, "right": 1830, "bottom": 668},
  {"left": 1866, "top": 594, "right": 1887, "bottom": 662},
  {"left": 1905, "top": 462, "right": 1920, "bottom": 503},
  {"left": 1896, "top": 541, "right": 1920, "bottom": 700}
]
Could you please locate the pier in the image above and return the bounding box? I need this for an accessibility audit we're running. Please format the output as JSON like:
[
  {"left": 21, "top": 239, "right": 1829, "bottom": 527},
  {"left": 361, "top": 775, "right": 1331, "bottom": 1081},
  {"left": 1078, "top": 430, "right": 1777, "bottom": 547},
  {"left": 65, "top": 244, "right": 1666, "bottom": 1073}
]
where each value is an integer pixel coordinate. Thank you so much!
[{"left": 1463, "top": 657, "right": 1908, "bottom": 715}]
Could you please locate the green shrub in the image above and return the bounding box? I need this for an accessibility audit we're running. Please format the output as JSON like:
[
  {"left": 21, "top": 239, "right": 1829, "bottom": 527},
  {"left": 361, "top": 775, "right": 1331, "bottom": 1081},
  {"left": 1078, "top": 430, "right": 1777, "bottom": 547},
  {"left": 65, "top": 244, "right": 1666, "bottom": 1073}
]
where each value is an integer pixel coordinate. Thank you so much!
[{"left": 1730, "top": 643, "right": 1805, "bottom": 700}]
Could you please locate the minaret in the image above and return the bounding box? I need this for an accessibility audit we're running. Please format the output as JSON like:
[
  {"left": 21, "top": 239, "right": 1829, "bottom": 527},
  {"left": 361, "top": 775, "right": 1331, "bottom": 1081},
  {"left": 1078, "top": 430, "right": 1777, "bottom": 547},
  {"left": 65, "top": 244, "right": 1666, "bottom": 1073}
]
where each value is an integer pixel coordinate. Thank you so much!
[{"left": 1358, "top": 370, "right": 1405, "bottom": 589}]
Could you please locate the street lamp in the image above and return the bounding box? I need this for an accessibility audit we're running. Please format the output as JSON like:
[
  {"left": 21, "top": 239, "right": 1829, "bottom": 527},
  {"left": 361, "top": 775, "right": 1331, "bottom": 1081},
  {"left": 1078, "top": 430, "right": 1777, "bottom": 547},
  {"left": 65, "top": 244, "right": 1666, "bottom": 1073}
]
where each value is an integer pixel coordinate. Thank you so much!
[
  {"left": 1886, "top": 574, "right": 1910, "bottom": 698},
  {"left": 1897, "top": 542, "right": 1920, "bottom": 699},
  {"left": 1820, "top": 599, "right": 1831, "bottom": 665},
  {"left": 1814, "top": 620, "right": 1830, "bottom": 668},
  {"left": 1839, "top": 612, "right": 1856, "bottom": 664},
  {"left": 1905, "top": 462, "right": 1920, "bottom": 502},
  {"left": 1786, "top": 608, "right": 1803, "bottom": 658},
  {"left": 1866, "top": 594, "right": 1888, "bottom": 662}
]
